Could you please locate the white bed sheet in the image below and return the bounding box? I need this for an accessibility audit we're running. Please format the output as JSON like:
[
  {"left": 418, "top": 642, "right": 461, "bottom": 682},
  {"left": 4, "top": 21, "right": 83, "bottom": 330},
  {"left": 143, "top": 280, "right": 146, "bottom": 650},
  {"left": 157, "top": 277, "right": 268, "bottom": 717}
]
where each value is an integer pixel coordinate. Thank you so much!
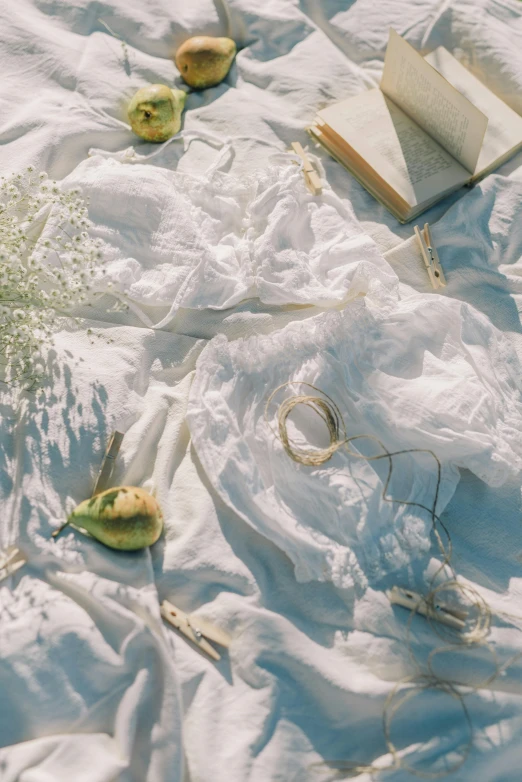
[{"left": 2, "top": 0, "right": 522, "bottom": 780}]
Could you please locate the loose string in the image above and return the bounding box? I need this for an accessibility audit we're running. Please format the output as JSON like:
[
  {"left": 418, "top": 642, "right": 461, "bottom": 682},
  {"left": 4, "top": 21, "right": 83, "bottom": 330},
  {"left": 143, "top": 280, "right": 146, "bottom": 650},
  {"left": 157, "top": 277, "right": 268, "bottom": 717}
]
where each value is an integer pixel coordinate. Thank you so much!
[
  {"left": 265, "top": 382, "right": 452, "bottom": 570},
  {"left": 265, "top": 381, "right": 522, "bottom": 779}
]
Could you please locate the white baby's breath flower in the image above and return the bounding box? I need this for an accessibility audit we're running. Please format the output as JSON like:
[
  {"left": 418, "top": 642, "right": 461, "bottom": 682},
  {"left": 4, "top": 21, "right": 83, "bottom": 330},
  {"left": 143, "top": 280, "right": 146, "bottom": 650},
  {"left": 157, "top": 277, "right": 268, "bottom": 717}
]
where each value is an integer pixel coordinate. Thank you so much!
[{"left": 0, "top": 167, "right": 117, "bottom": 391}]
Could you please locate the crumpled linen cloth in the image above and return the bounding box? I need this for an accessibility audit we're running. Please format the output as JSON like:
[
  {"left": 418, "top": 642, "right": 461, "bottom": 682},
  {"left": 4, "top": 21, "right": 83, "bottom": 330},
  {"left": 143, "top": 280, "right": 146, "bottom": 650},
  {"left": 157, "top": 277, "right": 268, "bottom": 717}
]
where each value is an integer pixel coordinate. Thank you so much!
[
  {"left": 386, "top": 174, "right": 522, "bottom": 347},
  {"left": 56, "top": 150, "right": 396, "bottom": 327},
  {"left": 3, "top": 0, "right": 522, "bottom": 780},
  {"left": 187, "top": 287, "right": 522, "bottom": 589},
  {"left": 0, "top": 321, "right": 202, "bottom": 780}
]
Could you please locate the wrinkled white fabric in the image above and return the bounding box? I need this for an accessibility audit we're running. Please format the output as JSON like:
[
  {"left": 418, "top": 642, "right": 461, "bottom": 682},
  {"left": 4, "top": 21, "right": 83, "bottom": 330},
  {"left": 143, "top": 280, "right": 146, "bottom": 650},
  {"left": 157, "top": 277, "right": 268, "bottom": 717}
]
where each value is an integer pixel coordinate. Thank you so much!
[
  {"left": 0, "top": 321, "right": 201, "bottom": 781},
  {"left": 188, "top": 290, "right": 522, "bottom": 588},
  {"left": 386, "top": 174, "right": 522, "bottom": 349},
  {"left": 56, "top": 144, "right": 396, "bottom": 326},
  {"left": 3, "top": 0, "right": 522, "bottom": 781}
]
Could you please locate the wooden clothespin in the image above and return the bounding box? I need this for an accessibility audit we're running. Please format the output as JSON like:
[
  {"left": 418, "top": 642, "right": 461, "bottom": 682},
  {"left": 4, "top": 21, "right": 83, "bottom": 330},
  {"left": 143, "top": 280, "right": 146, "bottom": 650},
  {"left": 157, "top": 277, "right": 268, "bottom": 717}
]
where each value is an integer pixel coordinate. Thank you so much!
[
  {"left": 0, "top": 546, "right": 26, "bottom": 584},
  {"left": 92, "top": 431, "right": 124, "bottom": 496},
  {"left": 161, "top": 600, "right": 232, "bottom": 661},
  {"left": 414, "top": 223, "right": 446, "bottom": 290},
  {"left": 52, "top": 430, "right": 125, "bottom": 540},
  {"left": 387, "top": 586, "right": 467, "bottom": 630},
  {"left": 291, "top": 141, "right": 322, "bottom": 196}
]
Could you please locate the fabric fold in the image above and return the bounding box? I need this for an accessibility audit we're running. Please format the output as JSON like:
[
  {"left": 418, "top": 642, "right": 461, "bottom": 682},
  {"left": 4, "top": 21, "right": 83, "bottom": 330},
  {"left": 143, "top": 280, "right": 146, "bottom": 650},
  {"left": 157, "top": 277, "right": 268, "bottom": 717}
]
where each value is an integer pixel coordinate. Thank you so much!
[{"left": 188, "top": 291, "right": 522, "bottom": 589}]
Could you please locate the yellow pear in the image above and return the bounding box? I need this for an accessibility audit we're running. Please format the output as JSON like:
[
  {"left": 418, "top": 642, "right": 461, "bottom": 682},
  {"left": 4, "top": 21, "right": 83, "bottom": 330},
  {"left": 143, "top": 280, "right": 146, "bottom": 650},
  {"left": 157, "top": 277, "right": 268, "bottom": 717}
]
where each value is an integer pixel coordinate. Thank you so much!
[
  {"left": 52, "top": 486, "right": 164, "bottom": 551},
  {"left": 175, "top": 36, "right": 236, "bottom": 90},
  {"left": 127, "top": 84, "right": 186, "bottom": 142}
]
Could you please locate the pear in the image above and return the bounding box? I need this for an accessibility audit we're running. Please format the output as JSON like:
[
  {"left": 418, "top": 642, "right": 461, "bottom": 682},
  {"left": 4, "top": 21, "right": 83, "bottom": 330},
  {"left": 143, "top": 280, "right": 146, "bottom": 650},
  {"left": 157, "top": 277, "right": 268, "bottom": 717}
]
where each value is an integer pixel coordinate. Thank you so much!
[
  {"left": 52, "top": 486, "right": 164, "bottom": 551},
  {"left": 175, "top": 36, "right": 236, "bottom": 90},
  {"left": 127, "top": 84, "right": 186, "bottom": 142}
]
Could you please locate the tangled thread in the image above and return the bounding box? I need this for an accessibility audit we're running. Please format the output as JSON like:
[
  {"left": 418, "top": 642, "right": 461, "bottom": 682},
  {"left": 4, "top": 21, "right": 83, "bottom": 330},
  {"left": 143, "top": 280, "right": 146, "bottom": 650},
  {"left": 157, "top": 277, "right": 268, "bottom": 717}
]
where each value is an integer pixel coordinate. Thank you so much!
[{"left": 265, "top": 381, "right": 522, "bottom": 779}]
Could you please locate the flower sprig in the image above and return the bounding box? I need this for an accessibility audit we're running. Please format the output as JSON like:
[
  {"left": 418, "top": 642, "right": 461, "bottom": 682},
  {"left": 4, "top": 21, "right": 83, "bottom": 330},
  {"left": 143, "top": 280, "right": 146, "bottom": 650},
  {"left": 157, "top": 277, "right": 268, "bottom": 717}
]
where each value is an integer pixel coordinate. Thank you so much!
[{"left": 0, "top": 166, "right": 108, "bottom": 390}]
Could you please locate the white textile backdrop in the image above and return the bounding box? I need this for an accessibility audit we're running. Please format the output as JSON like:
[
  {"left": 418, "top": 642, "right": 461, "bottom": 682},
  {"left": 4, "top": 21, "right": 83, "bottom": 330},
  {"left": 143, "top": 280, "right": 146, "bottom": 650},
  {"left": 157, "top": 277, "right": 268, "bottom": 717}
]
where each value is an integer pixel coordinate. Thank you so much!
[{"left": 2, "top": 1, "right": 522, "bottom": 780}]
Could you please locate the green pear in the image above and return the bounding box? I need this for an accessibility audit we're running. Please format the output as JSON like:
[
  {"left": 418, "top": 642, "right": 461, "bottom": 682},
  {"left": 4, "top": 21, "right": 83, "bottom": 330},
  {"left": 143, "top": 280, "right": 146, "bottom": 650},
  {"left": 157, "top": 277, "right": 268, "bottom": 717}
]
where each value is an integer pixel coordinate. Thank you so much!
[
  {"left": 127, "top": 84, "right": 186, "bottom": 142},
  {"left": 53, "top": 486, "right": 164, "bottom": 550},
  {"left": 175, "top": 36, "right": 236, "bottom": 89}
]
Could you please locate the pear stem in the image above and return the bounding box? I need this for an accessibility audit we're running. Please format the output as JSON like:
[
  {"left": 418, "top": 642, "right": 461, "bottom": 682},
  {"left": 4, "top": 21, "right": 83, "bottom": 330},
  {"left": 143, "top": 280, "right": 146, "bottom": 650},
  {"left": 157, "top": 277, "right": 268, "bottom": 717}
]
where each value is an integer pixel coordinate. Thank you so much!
[{"left": 51, "top": 519, "right": 71, "bottom": 539}]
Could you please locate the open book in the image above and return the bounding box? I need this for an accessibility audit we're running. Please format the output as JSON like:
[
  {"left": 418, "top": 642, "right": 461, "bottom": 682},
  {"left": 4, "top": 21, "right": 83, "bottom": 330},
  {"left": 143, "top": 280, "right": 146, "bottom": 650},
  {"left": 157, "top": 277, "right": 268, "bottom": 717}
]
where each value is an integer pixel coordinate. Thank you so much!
[{"left": 309, "top": 29, "right": 522, "bottom": 222}]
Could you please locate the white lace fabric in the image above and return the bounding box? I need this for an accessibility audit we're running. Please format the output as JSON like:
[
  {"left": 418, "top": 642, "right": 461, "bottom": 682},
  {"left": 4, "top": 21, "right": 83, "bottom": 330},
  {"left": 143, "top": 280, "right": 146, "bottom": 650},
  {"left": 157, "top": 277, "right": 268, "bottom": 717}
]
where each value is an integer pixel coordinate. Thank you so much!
[{"left": 53, "top": 134, "right": 397, "bottom": 328}]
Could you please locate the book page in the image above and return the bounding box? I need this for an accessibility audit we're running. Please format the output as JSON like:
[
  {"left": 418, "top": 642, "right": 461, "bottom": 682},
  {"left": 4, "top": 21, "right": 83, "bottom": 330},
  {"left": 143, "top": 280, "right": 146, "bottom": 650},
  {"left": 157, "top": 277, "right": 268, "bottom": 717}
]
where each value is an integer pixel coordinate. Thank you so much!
[
  {"left": 381, "top": 29, "right": 488, "bottom": 173},
  {"left": 317, "top": 89, "right": 470, "bottom": 207},
  {"left": 425, "top": 46, "right": 522, "bottom": 176}
]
